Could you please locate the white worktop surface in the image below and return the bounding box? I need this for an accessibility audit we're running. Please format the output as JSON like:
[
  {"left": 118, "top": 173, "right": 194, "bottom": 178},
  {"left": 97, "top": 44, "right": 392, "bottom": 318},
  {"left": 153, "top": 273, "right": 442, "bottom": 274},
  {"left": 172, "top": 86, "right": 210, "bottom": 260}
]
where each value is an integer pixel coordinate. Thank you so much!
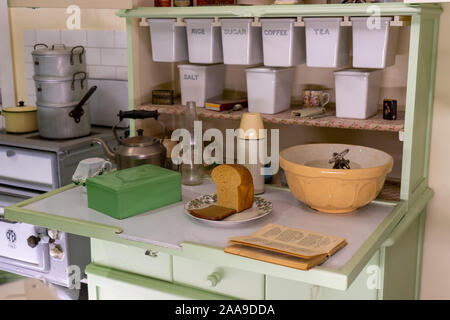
[{"left": 24, "top": 180, "right": 395, "bottom": 270}]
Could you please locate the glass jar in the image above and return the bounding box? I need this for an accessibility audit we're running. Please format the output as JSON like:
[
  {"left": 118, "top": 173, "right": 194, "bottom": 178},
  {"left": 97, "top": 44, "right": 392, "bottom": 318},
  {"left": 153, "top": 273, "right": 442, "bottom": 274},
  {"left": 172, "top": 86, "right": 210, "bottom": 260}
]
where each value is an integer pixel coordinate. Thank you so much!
[{"left": 181, "top": 101, "right": 204, "bottom": 185}]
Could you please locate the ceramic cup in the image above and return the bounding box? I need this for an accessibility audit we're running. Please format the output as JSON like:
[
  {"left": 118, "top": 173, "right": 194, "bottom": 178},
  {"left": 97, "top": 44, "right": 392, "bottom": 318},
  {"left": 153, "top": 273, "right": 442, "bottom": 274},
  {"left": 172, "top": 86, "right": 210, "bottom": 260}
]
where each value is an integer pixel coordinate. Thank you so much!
[
  {"left": 72, "top": 157, "right": 112, "bottom": 192},
  {"left": 304, "top": 90, "right": 330, "bottom": 108}
]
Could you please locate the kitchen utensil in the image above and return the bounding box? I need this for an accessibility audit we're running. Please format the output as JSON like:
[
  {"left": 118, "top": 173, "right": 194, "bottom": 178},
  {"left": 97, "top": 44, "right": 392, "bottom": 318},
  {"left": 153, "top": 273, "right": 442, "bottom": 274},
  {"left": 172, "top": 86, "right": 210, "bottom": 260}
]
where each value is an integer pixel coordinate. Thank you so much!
[
  {"left": 86, "top": 164, "right": 181, "bottom": 219},
  {"left": 291, "top": 106, "right": 326, "bottom": 118},
  {"left": 279, "top": 143, "right": 393, "bottom": 213},
  {"left": 72, "top": 157, "right": 112, "bottom": 192},
  {"left": 246, "top": 67, "right": 295, "bottom": 114},
  {"left": 34, "top": 71, "right": 88, "bottom": 105},
  {"left": 36, "top": 86, "right": 96, "bottom": 139},
  {"left": 69, "top": 85, "right": 97, "bottom": 123},
  {"left": 32, "top": 44, "right": 86, "bottom": 77},
  {"left": 37, "top": 103, "right": 91, "bottom": 139},
  {"left": 334, "top": 69, "right": 382, "bottom": 119},
  {"left": 0, "top": 101, "right": 38, "bottom": 133},
  {"left": 184, "top": 194, "right": 272, "bottom": 227},
  {"left": 92, "top": 110, "right": 167, "bottom": 170}
]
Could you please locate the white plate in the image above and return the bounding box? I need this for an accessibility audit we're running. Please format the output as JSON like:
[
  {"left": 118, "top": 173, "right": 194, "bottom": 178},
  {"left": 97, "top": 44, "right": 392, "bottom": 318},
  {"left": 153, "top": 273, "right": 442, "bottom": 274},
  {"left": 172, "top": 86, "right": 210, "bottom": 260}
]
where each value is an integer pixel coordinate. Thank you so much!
[{"left": 184, "top": 193, "right": 272, "bottom": 227}]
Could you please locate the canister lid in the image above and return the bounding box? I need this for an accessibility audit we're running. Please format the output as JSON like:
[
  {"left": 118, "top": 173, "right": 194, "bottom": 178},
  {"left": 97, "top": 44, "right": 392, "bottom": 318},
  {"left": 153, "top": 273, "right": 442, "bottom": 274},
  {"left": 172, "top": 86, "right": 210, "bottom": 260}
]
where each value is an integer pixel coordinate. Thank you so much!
[
  {"left": 333, "top": 69, "right": 378, "bottom": 76},
  {"left": 33, "top": 74, "right": 87, "bottom": 82},
  {"left": 245, "top": 67, "right": 294, "bottom": 73},
  {"left": 32, "top": 44, "right": 84, "bottom": 56},
  {"left": 3, "top": 101, "right": 36, "bottom": 113},
  {"left": 178, "top": 63, "right": 225, "bottom": 70}
]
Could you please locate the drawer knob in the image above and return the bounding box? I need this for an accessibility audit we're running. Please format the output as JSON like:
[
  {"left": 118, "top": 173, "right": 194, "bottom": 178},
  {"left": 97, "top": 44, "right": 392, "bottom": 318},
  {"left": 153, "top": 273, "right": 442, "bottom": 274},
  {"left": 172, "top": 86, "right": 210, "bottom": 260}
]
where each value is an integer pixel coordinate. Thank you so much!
[
  {"left": 145, "top": 249, "right": 158, "bottom": 258},
  {"left": 6, "top": 150, "right": 15, "bottom": 157},
  {"left": 206, "top": 272, "right": 221, "bottom": 287}
]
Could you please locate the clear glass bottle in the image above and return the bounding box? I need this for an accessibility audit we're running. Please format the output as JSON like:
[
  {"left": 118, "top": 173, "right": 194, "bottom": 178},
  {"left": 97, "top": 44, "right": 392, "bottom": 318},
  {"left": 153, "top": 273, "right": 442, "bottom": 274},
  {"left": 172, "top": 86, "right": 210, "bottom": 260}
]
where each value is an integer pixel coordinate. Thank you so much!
[{"left": 181, "top": 101, "right": 204, "bottom": 186}]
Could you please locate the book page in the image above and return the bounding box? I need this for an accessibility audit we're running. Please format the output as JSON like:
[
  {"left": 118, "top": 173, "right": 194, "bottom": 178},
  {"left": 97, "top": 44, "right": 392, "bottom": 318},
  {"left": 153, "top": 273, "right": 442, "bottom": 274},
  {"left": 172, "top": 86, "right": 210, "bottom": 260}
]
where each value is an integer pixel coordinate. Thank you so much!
[
  {"left": 229, "top": 224, "right": 346, "bottom": 259},
  {"left": 225, "top": 244, "right": 329, "bottom": 271}
]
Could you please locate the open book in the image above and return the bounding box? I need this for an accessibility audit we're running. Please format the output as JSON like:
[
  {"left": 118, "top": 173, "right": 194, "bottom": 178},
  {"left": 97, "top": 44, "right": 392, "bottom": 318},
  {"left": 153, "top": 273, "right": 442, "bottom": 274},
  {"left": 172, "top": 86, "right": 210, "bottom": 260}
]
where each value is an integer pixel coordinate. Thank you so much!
[{"left": 224, "top": 224, "right": 347, "bottom": 270}]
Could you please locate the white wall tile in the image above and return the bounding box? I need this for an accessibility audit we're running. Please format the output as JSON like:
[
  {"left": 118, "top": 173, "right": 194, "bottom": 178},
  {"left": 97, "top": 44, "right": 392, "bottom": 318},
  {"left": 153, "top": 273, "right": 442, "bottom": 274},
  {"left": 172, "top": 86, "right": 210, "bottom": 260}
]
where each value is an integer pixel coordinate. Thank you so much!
[
  {"left": 25, "top": 62, "right": 34, "bottom": 80},
  {"left": 114, "top": 31, "right": 127, "bottom": 48},
  {"left": 61, "top": 30, "right": 87, "bottom": 47},
  {"left": 101, "top": 48, "right": 127, "bottom": 66},
  {"left": 87, "top": 30, "right": 114, "bottom": 48},
  {"left": 27, "top": 79, "right": 36, "bottom": 96},
  {"left": 87, "top": 65, "right": 116, "bottom": 80},
  {"left": 24, "top": 30, "right": 36, "bottom": 46},
  {"left": 116, "top": 67, "right": 128, "bottom": 80},
  {"left": 27, "top": 95, "right": 36, "bottom": 106},
  {"left": 89, "top": 79, "right": 129, "bottom": 127},
  {"left": 25, "top": 95, "right": 36, "bottom": 106},
  {"left": 36, "top": 29, "right": 61, "bottom": 45},
  {"left": 24, "top": 46, "right": 34, "bottom": 63},
  {"left": 85, "top": 48, "right": 101, "bottom": 65}
]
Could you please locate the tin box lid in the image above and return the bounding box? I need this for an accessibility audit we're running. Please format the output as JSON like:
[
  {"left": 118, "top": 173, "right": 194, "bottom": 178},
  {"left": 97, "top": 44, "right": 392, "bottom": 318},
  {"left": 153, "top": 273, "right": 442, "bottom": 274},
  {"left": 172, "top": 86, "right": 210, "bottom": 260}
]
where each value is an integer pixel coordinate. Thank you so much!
[
  {"left": 32, "top": 44, "right": 84, "bottom": 56},
  {"left": 333, "top": 69, "right": 379, "bottom": 76},
  {"left": 86, "top": 164, "right": 180, "bottom": 193}
]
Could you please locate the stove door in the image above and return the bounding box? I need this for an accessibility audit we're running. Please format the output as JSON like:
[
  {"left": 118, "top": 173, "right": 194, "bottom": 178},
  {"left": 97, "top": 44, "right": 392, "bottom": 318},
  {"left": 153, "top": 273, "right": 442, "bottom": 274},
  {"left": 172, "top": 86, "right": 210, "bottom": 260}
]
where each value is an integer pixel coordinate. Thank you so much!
[{"left": 0, "top": 194, "right": 50, "bottom": 272}]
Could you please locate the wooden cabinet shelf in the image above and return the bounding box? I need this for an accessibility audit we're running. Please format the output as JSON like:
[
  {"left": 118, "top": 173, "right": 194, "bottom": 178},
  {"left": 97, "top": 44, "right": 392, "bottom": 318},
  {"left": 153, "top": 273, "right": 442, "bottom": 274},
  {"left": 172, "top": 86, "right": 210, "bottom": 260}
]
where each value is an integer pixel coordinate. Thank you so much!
[
  {"left": 116, "top": 3, "right": 441, "bottom": 19},
  {"left": 8, "top": 0, "right": 153, "bottom": 9},
  {"left": 138, "top": 103, "right": 405, "bottom": 132}
]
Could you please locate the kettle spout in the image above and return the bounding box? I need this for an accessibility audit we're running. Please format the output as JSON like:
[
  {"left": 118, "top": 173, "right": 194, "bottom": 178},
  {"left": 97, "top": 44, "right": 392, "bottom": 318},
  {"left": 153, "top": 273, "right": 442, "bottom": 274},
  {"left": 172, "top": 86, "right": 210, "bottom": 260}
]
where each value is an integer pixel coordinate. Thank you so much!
[{"left": 92, "top": 138, "right": 116, "bottom": 162}]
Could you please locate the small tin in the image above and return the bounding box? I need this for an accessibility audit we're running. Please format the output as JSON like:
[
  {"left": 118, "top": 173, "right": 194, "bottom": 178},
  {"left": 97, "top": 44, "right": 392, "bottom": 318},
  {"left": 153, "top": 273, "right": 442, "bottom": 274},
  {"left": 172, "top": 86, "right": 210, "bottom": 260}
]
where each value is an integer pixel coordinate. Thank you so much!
[
  {"left": 152, "top": 90, "right": 174, "bottom": 105},
  {"left": 383, "top": 99, "right": 397, "bottom": 120},
  {"left": 155, "top": 0, "right": 171, "bottom": 6}
]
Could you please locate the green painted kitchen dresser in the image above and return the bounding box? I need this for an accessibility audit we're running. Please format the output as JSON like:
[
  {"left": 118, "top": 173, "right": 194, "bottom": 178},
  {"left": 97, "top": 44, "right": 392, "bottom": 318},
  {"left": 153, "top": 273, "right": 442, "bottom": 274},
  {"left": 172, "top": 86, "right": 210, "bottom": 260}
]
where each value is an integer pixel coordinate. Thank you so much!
[{"left": 5, "top": 3, "right": 441, "bottom": 300}]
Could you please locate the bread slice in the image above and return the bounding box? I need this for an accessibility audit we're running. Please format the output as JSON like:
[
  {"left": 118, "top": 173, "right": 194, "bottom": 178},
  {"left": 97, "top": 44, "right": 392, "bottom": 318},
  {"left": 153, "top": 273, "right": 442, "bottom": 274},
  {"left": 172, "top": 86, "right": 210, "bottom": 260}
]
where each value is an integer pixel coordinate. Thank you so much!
[
  {"left": 211, "top": 164, "right": 254, "bottom": 213},
  {"left": 189, "top": 205, "right": 237, "bottom": 221}
]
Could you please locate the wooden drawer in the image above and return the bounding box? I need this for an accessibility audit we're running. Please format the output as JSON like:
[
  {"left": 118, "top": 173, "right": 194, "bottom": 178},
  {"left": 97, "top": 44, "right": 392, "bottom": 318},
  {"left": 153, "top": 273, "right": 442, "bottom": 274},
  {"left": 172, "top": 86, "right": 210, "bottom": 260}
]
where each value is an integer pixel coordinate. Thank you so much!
[
  {"left": 266, "top": 251, "right": 381, "bottom": 300},
  {"left": 91, "top": 239, "right": 172, "bottom": 282},
  {"left": 86, "top": 264, "right": 230, "bottom": 300},
  {"left": 172, "top": 256, "right": 265, "bottom": 300}
]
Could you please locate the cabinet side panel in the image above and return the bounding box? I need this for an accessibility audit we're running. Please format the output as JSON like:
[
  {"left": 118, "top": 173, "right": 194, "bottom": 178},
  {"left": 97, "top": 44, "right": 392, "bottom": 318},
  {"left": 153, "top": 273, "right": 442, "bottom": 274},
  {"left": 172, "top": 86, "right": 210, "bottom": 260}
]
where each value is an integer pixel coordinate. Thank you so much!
[
  {"left": 402, "top": 14, "right": 440, "bottom": 201},
  {"left": 381, "top": 215, "right": 421, "bottom": 299}
]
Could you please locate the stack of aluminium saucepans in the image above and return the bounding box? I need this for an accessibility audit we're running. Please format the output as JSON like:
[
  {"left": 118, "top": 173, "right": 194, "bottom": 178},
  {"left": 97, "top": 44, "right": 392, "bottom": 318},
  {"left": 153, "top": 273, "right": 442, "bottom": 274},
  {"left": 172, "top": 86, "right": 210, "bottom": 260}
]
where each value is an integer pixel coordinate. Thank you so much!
[{"left": 32, "top": 44, "right": 97, "bottom": 139}]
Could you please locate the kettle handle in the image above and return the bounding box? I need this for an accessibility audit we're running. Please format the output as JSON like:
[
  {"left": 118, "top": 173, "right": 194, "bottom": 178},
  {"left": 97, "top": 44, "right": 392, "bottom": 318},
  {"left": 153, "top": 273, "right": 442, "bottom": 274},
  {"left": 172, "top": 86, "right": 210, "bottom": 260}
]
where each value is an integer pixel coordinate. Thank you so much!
[
  {"left": 113, "top": 109, "right": 164, "bottom": 144},
  {"left": 118, "top": 110, "right": 159, "bottom": 121}
]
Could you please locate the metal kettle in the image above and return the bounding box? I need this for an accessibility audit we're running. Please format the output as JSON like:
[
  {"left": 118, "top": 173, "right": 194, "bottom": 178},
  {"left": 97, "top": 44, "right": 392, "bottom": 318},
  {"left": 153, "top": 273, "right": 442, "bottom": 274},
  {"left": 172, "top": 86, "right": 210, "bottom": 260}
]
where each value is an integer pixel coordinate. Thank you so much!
[{"left": 92, "top": 110, "right": 166, "bottom": 170}]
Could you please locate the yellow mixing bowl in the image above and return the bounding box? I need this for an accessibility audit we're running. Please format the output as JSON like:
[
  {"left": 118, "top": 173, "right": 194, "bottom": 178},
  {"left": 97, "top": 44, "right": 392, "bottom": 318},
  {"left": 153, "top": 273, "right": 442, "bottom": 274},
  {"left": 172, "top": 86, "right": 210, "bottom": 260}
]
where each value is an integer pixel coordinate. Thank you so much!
[{"left": 279, "top": 143, "right": 393, "bottom": 213}]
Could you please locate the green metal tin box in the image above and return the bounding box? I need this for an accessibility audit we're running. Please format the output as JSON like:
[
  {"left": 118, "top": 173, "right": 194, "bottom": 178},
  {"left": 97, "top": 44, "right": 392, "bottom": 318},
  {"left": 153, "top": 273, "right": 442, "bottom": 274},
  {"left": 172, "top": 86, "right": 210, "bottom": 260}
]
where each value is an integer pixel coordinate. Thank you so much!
[{"left": 86, "top": 164, "right": 182, "bottom": 219}]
